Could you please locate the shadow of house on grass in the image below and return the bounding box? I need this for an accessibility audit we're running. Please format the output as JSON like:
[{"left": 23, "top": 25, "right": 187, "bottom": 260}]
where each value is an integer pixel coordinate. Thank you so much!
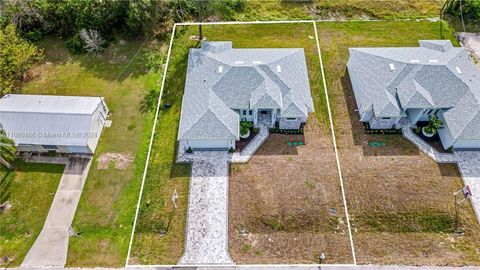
[{"left": 340, "top": 69, "right": 422, "bottom": 157}]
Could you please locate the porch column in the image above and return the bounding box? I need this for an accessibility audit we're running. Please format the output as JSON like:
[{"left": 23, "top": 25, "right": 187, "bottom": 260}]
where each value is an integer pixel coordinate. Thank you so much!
[
  {"left": 253, "top": 109, "right": 258, "bottom": 126},
  {"left": 271, "top": 109, "right": 276, "bottom": 127}
]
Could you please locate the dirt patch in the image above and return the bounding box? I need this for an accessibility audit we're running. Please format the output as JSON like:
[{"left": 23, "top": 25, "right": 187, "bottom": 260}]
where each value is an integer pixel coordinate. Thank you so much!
[
  {"left": 229, "top": 117, "right": 353, "bottom": 264},
  {"left": 97, "top": 153, "right": 133, "bottom": 170}
]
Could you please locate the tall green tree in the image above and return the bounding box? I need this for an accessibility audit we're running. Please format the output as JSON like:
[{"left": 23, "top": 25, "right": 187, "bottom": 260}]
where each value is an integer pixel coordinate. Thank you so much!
[
  {"left": 0, "top": 24, "right": 42, "bottom": 94},
  {"left": 0, "top": 124, "right": 16, "bottom": 170}
]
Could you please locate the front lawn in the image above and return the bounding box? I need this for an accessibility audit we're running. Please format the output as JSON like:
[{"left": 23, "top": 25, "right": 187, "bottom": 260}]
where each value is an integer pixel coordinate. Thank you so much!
[
  {"left": 20, "top": 36, "right": 162, "bottom": 267},
  {"left": 319, "top": 21, "right": 480, "bottom": 265},
  {"left": 0, "top": 161, "right": 65, "bottom": 267}
]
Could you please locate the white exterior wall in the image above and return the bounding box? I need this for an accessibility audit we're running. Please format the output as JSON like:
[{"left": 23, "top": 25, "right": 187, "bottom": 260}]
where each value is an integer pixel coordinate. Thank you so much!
[
  {"left": 279, "top": 116, "right": 306, "bottom": 130},
  {"left": 182, "top": 139, "right": 235, "bottom": 150},
  {"left": 437, "top": 112, "right": 455, "bottom": 150},
  {"left": 87, "top": 104, "right": 108, "bottom": 153},
  {"left": 407, "top": 108, "right": 425, "bottom": 124},
  {"left": 360, "top": 110, "right": 373, "bottom": 122},
  {"left": 453, "top": 140, "right": 480, "bottom": 149},
  {"left": 238, "top": 109, "right": 254, "bottom": 122},
  {"left": 16, "top": 144, "right": 91, "bottom": 154},
  {"left": 369, "top": 116, "right": 401, "bottom": 129}
]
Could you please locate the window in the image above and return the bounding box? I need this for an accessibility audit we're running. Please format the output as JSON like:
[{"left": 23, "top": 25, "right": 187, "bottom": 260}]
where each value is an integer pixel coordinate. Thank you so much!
[
  {"left": 42, "top": 145, "right": 58, "bottom": 150},
  {"left": 286, "top": 117, "right": 296, "bottom": 121},
  {"left": 381, "top": 117, "right": 391, "bottom": 120},
  {"left": 249, "top": 110, "right": 252, "bottom": 115},
  {"left": 242, "top": 110, "right": 246, "bottom": 115}
]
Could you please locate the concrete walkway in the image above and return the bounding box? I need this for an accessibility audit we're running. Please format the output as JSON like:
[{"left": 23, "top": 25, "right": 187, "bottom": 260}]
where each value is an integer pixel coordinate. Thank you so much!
[
  {"left": 178, "top": 152, "right": 234, "bottom": 265},
  {"left": 22, "top": 157, "right": 92, "bottom": 267}
]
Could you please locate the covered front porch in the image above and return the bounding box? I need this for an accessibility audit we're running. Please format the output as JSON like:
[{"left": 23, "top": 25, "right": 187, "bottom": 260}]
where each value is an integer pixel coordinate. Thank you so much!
[{"left": 253, "top": 108, "right": 276, "bottom": 128}]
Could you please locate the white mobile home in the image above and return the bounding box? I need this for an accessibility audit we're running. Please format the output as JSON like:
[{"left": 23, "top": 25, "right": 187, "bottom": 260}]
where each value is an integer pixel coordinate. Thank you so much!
[{"left": 0, "top": 94, "right": 109, "bottom": 154}]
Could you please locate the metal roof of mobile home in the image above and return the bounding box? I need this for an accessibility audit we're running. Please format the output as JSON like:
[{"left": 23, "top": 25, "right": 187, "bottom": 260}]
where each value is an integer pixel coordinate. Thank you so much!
[{"left": 0, "top": 94, "right": 106, "bottom": 147}]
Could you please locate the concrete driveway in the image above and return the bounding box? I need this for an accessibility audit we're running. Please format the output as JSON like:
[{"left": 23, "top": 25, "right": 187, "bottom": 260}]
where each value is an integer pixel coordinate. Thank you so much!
[
  {"left": 178, "top": 152, "right": 234, "bottom": 265},
  {"left": 22, "top": 157, "right": 92, "bottom": 267}
]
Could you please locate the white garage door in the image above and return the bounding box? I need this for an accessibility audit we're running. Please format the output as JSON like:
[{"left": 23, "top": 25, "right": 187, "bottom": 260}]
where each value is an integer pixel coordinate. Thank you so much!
[{"left": 189, "top": 139, "right": 230, "bottom": 150}]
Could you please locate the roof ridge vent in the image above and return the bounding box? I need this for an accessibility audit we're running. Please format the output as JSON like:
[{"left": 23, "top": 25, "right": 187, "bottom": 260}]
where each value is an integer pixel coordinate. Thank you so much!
[
  {"left": 410, "top": 59, "right": 420, "bottom": 63},
  {"left": 234, "top": 61, "right": 244, "bottom": 64},
  {"left": 277, "top": 65, "right": 282, "bottom": 73},
  {"left": 253, "top": 61, "right": 262, "bottom": 64},
  {"left": 428, "top": 59, "right": 438, "bottom": 63}
]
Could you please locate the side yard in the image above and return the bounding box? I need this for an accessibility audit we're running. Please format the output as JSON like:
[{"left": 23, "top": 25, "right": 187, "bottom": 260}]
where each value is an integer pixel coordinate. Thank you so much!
[
  {"left": 0, "top": 161, "right": 64, "bottom": 267},
  {"left": 15, "top": 37, "right": 162, "bottom": 267},
  {"left": 128, "top": 29, "right": 192, "bottom": 265},
  {"left": 319, "top": 21, "right": 480, "bottom": 265}
]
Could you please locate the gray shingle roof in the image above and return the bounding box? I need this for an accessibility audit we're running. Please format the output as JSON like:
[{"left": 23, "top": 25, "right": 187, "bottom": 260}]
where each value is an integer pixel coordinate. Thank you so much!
[
  {"left": 348, "top": 40, "right": 480, "bottom": 140},
  {"left": 178, "top": 41, "right": 313, "bottom": 141}
]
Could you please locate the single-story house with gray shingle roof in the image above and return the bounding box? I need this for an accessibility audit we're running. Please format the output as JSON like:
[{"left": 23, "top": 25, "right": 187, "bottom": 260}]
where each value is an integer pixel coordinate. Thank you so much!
[
  {"left": 178, "top": 41, "right": 314, "bottom": 150},
  {"left": 347, "top": 40, "right": 480, "bottom": 150},
  {"left": 0, "top": 94, "right": 109, "bottom": 154}
]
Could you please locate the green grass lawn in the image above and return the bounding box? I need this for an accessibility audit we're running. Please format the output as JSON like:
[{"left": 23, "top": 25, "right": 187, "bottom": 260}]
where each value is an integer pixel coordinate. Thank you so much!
[
  {"left": 16, "top": 36, "right": 163, "bottom": 267},
  {"left": 232, "top": 0, "right": 441, "bottom": 21},
  {"left": 0, "top": 161, "right": 64, "bottom": 267},
  {"left": 129, "top": 22, "right": 332, "bottom": 264}
]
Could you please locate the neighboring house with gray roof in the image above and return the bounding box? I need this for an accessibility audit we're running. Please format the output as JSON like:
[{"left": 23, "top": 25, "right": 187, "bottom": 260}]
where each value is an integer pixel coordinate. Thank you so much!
[
  {"left": 0, "top": 94, "right": 109, "bottom": 154},
  {"left": 348, "top": 40, "right": 480, "bottom": 150},
  {"left": 178, "top": 41, "right": 313, "bottom": 150}
]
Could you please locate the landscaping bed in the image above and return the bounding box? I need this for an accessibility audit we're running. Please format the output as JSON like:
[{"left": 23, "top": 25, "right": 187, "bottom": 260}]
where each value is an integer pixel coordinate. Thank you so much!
[
  {"left": 235, "top": 128, "right": 259, "bottom": 153},
  {"left": 319, "top": 21, "right": 480, "bottom": 265}
]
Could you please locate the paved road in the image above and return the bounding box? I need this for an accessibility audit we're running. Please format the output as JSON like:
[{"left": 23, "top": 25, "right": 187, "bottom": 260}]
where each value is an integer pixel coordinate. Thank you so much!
[
  {"left": 22, "top": 157, "right": 92, "bottom": 267},
  {"left": 178, "top": 152, "right": 234, "bottom": 265}
]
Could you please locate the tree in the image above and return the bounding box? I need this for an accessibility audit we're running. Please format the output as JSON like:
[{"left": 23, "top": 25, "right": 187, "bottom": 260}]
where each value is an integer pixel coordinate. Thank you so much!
[
  {"left": 79, "top": 28, "right": 105, "bottom": 56},
  {"left": 447, "top": 0, "right": 480, "bottom": 20},
  {"left": 0, "top": 24, "right": 43, "bottom": 94},
  {"left": 0, "top": 124, "right": 16, "bottom": 170}
]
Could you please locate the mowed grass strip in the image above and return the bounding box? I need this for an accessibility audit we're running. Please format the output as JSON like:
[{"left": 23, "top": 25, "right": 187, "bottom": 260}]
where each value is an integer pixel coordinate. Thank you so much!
[
  {"left": 0, "top": 161, "right": 65, "bottom": 267},
  {"left": 20, "top": 37, "right": 161, "bottom": 267},
  {"left": 318, "top": 21, "right": 480, "bottom": 265},
  {"left": 128, "top": 28, "right": 193, "bottom": 265}
]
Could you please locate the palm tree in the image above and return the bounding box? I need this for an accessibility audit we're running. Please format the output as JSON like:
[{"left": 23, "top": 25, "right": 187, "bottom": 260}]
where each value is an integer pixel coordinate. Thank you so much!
[{"left": 0, "top": 124, "right": 15, "bottom": 170}]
